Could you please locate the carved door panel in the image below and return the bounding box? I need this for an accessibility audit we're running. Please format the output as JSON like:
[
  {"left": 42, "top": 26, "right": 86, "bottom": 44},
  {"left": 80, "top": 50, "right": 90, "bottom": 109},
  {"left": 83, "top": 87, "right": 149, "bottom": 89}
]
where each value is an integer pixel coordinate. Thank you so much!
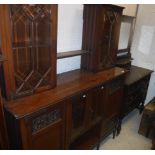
[
  {"left": 104, "top": 78, "right": 123, "bottom": 120},
  {"left": 0, "top": 4, "right": 57, "bottom": 99},
  {"left": 97, "top": 7, "right": 122, "bottom": 70},
  {"left": 24, "top": 104, "right": 65, "bottom": 149}
]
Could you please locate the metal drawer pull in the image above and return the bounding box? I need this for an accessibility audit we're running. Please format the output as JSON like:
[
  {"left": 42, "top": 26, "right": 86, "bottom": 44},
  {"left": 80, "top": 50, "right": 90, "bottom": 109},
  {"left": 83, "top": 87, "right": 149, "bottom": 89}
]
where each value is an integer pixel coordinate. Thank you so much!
[
  {"left": 101, "top": 86, "right": 104, "bottom": 90},
  {"left": 82, "top": 94, "right": 87, "bottom": 98}
]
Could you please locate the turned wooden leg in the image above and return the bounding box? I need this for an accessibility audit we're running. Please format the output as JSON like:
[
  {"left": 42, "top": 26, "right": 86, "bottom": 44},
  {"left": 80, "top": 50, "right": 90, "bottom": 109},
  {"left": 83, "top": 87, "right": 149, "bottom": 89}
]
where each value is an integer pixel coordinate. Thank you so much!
[
  {"left": 139, "top": 102, "right": 144, "bottom": 114},
  {"left": 113, "top": 124, "right": 117, "bottom": 139},
  {"left": 96, "top": 143, "right": 100, "bottom": 150},
  {"left": 113, "top": 129, "right": 116, "bottom": 139},
  {"left": 116, "top": 119, "right": 122, "bottom": 136}
]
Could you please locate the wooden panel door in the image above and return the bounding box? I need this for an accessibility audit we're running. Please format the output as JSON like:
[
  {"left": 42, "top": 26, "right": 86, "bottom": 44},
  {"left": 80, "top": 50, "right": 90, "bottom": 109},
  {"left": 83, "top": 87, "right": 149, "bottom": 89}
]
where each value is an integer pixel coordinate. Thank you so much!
[
  {"left": 104, "top": 78, "right": 124, "bottom": 120},
  {"left": 69, "top": 85, "right": 106, "bottom": 143},
  {"left": 70, "top": 91, "right": 89, "bottom": 139},
  {"left": 21, "top": 103, "right": 65, "bottom": 149},
  {"left": 86, "top": 84, "right": 106, "bottom": 125},
  {"left": 0, "top": 4, "right": 57, "bottom": 99},
  {"left": 96, "top": 6, "right": 122, "bottom": 70}
]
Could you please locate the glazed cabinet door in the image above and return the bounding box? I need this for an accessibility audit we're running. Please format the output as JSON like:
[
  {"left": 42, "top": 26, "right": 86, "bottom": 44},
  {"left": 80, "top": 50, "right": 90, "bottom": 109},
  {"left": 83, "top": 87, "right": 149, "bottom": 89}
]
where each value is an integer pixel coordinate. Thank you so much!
[
  {"left": 21, "top": 103, "right": 65, "bottom": 149},
  {"left": 81, "top": 5, "right": 123, "bottom": 72},
  {"left": 0, "top": 4, "right": 57, "bottom": 99},
  {"left": 68, "top": 85, "right": 106, "bottom": 143},
  {"left": 96, "top": 6, "right": 122, "bottom": 70},
  {"left": 69, "top": 91, "right": 89, "bottom": 141}
]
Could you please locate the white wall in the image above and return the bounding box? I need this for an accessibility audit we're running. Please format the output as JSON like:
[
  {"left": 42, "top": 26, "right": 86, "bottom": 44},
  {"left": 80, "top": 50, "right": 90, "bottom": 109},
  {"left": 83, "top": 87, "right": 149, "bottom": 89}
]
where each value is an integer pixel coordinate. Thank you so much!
[
  {"left": 57, "top": 4, "right": 138, "bottom": 75},
  {"left": 116, "top": 4, "right": 138, "bottom": 17},
  {"left": 131, "top": 4, "right": 155, "bottom": 103},
  {"left": 57, "top": 4, "right": 83, "bottom": 74}
]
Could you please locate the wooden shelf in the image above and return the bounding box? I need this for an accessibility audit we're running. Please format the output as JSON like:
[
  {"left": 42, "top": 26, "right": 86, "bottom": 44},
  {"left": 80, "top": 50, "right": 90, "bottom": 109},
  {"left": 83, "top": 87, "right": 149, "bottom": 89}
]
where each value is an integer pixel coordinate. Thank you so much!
[
  {"left": 57, "top": 50, "right": 88, "bottom": 59},
  {"left": 70, "top": 123, "right": 100, "bottom": 150},
  {"left": 70, "top": 135, "right": 98, "bottom": 150},
  {"left": 116, "top": 58, "right": 133, "bottom": 65}
]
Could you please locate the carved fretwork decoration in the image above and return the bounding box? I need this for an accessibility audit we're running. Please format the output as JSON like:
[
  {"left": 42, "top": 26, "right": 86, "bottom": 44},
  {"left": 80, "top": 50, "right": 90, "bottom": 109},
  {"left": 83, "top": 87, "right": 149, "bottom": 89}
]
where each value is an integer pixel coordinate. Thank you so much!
[
  {"left": 31, "top": 109, "right": 61, "bottom": 134},
  {"left": 9, "top": 5, "right": 53, "bottom": 97},
  {"left": 99, "top": 10, "right": 119, "bottom": 67}
]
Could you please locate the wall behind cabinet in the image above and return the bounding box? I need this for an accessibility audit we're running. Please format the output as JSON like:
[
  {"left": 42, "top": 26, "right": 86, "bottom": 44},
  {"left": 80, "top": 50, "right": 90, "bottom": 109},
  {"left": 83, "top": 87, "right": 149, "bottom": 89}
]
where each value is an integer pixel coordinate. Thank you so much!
[
  {"left": 131, "top": 4, "right": 155, "bottom": 103},
  {"left": 57, "top": 5, "right": 83, "bottom": 74}
]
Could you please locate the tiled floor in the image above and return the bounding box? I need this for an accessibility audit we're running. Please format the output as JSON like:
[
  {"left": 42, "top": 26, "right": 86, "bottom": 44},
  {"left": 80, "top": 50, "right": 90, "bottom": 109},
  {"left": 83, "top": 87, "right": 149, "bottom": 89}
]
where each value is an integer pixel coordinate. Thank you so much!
[{"left": 100, "top": 110, "right": 152, "bottom": 150}]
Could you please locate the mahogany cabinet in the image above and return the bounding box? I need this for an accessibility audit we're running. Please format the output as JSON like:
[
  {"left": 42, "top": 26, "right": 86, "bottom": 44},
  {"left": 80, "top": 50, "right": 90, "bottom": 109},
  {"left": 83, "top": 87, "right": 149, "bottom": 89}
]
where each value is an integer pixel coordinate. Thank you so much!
[
  {"left": 0, "top": 4, "right": 57, "bottom": 100},
  {"left": 81, "top": 5, "right": 123, "bottom": 72},
  {"left": 4, "top": 67, "right": 127, "bottom": 150}
]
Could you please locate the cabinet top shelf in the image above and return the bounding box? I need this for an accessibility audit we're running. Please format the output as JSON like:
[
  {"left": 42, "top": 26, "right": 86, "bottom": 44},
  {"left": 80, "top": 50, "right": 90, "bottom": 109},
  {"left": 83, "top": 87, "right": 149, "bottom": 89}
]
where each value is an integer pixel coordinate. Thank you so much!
[
  {"left": 4, "top": 67, "right": 128, "bottom": 119},
  {"left": 57, "top": 50, "right": 89, "bottom": 59}
]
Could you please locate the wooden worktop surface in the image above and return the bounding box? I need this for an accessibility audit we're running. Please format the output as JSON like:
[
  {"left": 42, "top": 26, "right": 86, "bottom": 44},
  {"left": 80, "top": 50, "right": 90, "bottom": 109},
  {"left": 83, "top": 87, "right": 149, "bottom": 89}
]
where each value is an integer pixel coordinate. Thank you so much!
[
  {"left": 125, "top": 65, "right": 153, "bottom": 86},
  {"left": 4, "top": 67, "right": 127, "bottom": 119}
]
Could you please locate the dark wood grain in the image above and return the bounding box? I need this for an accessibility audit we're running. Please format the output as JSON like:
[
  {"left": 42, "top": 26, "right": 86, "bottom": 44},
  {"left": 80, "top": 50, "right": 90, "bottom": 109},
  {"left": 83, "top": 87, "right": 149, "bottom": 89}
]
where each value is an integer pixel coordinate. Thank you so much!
[
  {"left": 4, "top": 67, "right": 128, "bottom": 119},
  {"left": 57, "top": 50, "right": 88, "bottom": 59},
  {"left": 0, "top": 4, "right": 58, "bottom": 99},
  {"left": 0, "top": 59, "right": 9, "bottom": 149},
  {"left": 125, "top": 66, "right": 153, "bottom": 86},
  {"left": 4, "top": 67, "right": 128, "bottom": 149},
  {"left": 122, "top": 65, "right": 153, "bottom": 118},
  {"left": 81, "top": 5, "right": 123, "bottom": 72},
  {"left": 0, "top": 90, "right": 9, "bottom": 149}
]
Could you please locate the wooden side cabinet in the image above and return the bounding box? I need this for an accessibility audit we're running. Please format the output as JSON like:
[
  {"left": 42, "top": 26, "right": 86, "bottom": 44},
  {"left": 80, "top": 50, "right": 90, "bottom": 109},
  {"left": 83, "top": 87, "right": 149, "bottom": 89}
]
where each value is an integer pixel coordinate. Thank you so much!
[
  {"left": 81, "top": 5, "right": 123, "bottom": 72},
  {"left": 122, "top": 66, "right": 153, "bottom": 118},
  {"left": 5, "top": 102, "right": 66, "bottom": 149},
  {"left": 0, "top": 4, "right": 57, "bottom": 100}
]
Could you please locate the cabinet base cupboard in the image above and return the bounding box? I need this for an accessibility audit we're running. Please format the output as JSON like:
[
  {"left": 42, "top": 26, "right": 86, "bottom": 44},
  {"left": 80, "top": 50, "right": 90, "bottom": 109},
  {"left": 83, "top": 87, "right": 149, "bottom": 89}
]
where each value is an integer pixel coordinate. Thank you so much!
[{"left": 4, "top": 67, "right": 127, "bottom": 149}]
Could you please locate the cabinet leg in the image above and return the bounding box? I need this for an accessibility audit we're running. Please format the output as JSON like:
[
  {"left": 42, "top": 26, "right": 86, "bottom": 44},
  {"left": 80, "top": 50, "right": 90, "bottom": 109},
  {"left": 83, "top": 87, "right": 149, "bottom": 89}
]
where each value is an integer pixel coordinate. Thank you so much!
[
  {"left": 96, "top": 143, "right": 100, "bottom": 150},
  {"left": 117, "top": 119, "right": 122, "bottom": 136},
  {"left": 113, "top": 128, "right": 116, "bottom": 139},
  {"left": 139, "top": 102, "right": 144, "bottom": 114}
]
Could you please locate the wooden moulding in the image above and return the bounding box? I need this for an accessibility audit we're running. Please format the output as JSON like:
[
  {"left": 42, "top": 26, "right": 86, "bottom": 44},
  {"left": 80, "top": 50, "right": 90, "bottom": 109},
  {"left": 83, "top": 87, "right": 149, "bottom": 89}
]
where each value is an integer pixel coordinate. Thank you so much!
[{"left": 57, "top": 50, "right": 89, "bottom": 59}]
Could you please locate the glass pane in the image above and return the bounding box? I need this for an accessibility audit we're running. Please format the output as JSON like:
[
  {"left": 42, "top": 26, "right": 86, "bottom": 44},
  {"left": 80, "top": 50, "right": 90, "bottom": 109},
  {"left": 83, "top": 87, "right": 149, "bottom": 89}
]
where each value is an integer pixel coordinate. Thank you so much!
[{"left": 118, "top": 22, "right": 131, "bottom": 49}]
